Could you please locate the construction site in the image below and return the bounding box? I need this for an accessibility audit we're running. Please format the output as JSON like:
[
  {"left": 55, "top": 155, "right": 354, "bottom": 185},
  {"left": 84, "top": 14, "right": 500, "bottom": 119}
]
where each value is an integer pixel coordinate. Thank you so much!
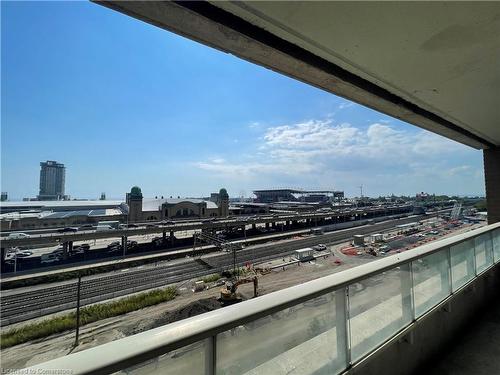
[{"left": 0, "top": 203, "right": 485, "bottom": 370}]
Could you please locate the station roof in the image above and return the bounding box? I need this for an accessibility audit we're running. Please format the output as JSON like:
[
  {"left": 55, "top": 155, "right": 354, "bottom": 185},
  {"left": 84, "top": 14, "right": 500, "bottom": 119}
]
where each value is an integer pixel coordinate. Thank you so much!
[
  {"left": 0, "top": 208, "right": 125, "bottom": 221},
  {"left": 142, "top": 198, "right": 218, "bottom": 212},
  {"left": 97, "top": 1, "right": 500, "bottom": 149},
  {"left": 0, "top": 200, "right": 125, "bottom": 213}
]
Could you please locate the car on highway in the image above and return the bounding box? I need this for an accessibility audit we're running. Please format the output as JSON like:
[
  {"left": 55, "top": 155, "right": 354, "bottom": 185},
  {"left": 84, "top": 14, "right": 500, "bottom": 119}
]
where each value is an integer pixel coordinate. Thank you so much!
[
  {"left": 58, "top": 227, "right": 79, "bottom": 233},
  {"left": 127, "top": 223, "right": 139, "bottom": 228},
  {"left": 7, "top": 232, "right": 30, "bottom": 239},
  {"left": 79, "top": 224, "right": 94, "bottom": 230}
]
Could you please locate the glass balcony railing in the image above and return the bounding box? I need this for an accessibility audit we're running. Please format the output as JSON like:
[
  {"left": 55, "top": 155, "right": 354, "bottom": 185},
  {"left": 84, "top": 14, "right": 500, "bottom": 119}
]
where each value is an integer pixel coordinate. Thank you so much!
[{"left": 27, "top": 223, "right": 500, "bottom": 375}]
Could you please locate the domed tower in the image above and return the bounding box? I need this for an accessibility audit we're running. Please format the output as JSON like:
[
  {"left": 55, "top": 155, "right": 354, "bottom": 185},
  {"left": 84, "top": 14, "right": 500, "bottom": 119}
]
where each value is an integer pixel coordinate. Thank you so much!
[
  {"left": 126, "top": 186, "right": 143, "bottom": 222},
  {"left": 218, "top": 188, "right": 229, "bottom": 217}
]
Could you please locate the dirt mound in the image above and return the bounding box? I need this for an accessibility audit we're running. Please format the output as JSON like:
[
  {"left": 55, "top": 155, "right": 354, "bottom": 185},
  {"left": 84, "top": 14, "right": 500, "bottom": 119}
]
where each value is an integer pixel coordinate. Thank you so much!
[
  {"left": 161, "top": 298, "right": 221, "bottom": 325},
  {"left": 123, "top": 298, "right": 221, "bottom": 336}
]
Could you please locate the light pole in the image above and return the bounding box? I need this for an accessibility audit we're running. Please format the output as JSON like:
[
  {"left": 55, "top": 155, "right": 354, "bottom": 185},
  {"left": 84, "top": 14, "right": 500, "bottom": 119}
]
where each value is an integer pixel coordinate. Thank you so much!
[{"left": 74, "top": 273, "right": 82, "bottom": 347}]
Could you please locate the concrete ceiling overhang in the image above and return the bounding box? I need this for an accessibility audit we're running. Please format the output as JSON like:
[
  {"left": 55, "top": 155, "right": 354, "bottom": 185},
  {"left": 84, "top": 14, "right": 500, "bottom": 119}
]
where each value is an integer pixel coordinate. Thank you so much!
[{"left": 96, "top": 1, "right": 500, "bottom": 149}]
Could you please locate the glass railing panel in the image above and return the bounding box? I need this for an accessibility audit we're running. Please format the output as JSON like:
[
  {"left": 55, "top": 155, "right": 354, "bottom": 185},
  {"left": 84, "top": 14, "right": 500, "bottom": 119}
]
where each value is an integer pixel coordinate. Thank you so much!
[
  {"left": 475, "top": 233, "right": 493, "bottom": 274},
  {"left": 450, "top": 239, "right": 475, "bottom": 291},
  {"left": 216, "top": 290, "right": 347, "bottom": 375},
  {"left": 412, "top": 249, "right": 450, "bottom": 317},
  {"left": 493, "top": 228, "right": 500, "bottom": 263},
  {"left": 116, "top": 339, "right": 209, "bottom": 374},
  {"left": 348, "top": 265, "right": 412, "bottom": 362}
]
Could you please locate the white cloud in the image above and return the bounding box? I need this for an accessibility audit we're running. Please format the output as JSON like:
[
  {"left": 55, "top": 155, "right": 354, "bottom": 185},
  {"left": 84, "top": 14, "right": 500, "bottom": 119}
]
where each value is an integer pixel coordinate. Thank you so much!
[
  {"left": 248, "top": 121, "right": 262, "bottom": 129},
  {"left": 193, "top": 118, "right": 482, "bottom": 195},
  {"left": 338, "top": 101, "right": 355, "bottom": 110}
]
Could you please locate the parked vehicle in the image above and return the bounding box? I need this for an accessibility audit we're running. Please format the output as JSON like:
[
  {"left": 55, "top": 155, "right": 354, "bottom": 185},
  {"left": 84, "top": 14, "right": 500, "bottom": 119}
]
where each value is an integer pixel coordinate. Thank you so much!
[
  {"left": 107, "top": 241, "right": 120, "bottom": 249},
  {"left": 96, "top": 225, "right": 114, "bottom": 232},
  {"left": 7, "top": 232, "right": 30, "bottom": 239},
  {"left": 78, "top": 243, "right": 90, "bottom": 251},
  {"left": 70, "top": 248, "right": 85, "bottom": 256},
  {"left": 160, "top": 220, "right": 175, "bottom": 225},
  {"left": 41, "top": 253, "right": 60, "bottom": 264},
  {"left": 313, "top": 244, "right": 327, "bottom": 251},
  {"left": 152, "top": 237, "right": 167, "bottom": 246},
  {"left": 127, "top": 240, "right": 138, "bottom": 249},
  {"left": 58, "top": 227, "right": 78, "bottom": 233},
  {"left": 107, "top": 245, "right": 122, "bottom": 253}
]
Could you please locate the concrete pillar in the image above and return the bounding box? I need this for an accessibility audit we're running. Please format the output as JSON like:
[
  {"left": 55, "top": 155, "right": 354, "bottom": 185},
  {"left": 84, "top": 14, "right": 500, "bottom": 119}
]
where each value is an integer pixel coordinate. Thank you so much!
[
  {"left": 243, "top": 225, "right": 246, "bottom": 239},
  {"left": 252, "top": 223, "right": 256, "bottom": 230},
  {"left": 271, "top": 222, "right": 276, "bottom": 228},
  {"left": 484, "top": 148, "right": 500, "bottom": 224},
  {"left": 265, "top": 222, "right": 270, "bottom": 229},
  {"left": 162, "top": 231, "right": 167, "bottom": 240},
  {"left": 170, "top": 231, "right": 175, "bottom": 246},
  {"left": 121, "top": 236, "right": 128, "bottom": 255},
  {"left": 62, "top": 242, "right": 69, "bottom": 260}
]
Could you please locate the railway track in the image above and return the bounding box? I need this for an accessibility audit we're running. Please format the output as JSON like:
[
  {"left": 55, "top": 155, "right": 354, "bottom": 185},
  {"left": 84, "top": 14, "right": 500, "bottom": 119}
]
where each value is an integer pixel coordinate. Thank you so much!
[{"left": 0, "top": 214, "right": 433, "bottom": 325}]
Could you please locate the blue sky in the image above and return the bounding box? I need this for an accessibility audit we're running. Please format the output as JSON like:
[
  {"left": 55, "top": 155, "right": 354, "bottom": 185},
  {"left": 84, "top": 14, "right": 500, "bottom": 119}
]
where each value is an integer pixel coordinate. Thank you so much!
[{"left": 1, "top": 1, "right": 484, "bottom": 200}]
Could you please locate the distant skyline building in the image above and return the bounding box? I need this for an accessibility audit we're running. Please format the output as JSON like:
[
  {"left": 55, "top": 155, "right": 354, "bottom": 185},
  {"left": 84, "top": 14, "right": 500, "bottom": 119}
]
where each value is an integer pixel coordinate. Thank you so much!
[
  {"left": 38, "top": 160, "right": 66, "bottom": 201},
  {"left": 1, "top": 192, "right": 7, "bottom": 202}
]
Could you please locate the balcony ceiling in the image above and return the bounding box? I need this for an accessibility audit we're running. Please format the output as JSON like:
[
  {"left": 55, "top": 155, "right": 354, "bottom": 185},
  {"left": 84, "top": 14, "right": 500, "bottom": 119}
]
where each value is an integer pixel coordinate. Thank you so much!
[{"left": 98, "top": 1, "right": 500, "bottom": 149}]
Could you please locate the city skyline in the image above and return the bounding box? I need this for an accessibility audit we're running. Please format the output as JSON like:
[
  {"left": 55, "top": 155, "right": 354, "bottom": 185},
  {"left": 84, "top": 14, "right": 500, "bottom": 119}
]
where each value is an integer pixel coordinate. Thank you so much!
[{"left": 1, "top": 1, "right": 485, "bottom": 200}]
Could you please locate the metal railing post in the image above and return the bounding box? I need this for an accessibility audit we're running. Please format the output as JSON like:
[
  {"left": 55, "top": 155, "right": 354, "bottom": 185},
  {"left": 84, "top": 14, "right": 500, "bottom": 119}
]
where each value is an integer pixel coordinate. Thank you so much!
[
  {"left": 446, "top": 246, "right": 453, "bottom": 295},
  {"left": 205, "top": 335, "right": 216, "bottom": 375},
  {"left": 336, "top": 286, "right": 351, "bottom": 368}
]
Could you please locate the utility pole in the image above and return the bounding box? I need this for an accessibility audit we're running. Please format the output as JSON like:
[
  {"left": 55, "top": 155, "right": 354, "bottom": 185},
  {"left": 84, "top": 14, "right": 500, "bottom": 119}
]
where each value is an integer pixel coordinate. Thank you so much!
[
  {"left": 74, "top": 274, "right": 82, "bottom": 347},
  {"left": 359, "top": 184, "right": 363, "bottom": 199}
]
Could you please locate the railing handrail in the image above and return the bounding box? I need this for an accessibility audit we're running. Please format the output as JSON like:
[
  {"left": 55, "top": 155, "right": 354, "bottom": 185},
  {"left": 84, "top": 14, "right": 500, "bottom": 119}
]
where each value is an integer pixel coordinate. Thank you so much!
[{"left": 27, "top": 222, "right": 499, "bottom": 374}]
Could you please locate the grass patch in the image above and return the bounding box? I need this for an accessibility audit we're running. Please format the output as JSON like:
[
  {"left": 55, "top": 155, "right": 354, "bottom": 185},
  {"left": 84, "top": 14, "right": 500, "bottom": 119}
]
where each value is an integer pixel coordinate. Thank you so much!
[
  {"left": 1, "top": 287, "right": 178, "bottom": 349},
  {"left": 201, "top": 274, "right": 221, "bottom": 283}
]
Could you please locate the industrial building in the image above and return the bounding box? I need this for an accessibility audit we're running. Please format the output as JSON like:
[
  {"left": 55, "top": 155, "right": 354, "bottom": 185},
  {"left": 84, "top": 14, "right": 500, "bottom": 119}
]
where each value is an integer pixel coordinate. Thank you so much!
[{"left": 0, "top": 200, "right": 128, "bottom": 231}]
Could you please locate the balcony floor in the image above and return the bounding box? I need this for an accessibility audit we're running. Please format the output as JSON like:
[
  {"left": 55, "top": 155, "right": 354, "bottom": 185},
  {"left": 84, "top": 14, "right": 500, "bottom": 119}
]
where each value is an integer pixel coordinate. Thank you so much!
[{"left": 425, "top": 297, "right": 500, "bottom": 375}]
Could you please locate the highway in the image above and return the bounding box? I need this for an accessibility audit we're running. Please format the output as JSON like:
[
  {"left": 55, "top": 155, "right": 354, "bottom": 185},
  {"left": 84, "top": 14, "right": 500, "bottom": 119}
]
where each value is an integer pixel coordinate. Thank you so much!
[
  {"left": 0, "top": 204, "right": 416, "bottom": 248},
  {"left": 0, "top": 214, "right": 431, "bottom": 326}
]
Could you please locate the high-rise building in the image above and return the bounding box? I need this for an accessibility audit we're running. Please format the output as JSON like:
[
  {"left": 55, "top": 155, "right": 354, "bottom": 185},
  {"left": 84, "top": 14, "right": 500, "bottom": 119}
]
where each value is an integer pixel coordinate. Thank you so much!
[
  {"left": 38, "top": 161, "right": 66, "bottom": 200},
  {"left": 1, "top": 192, "right": 7, "bottom": 201}
]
